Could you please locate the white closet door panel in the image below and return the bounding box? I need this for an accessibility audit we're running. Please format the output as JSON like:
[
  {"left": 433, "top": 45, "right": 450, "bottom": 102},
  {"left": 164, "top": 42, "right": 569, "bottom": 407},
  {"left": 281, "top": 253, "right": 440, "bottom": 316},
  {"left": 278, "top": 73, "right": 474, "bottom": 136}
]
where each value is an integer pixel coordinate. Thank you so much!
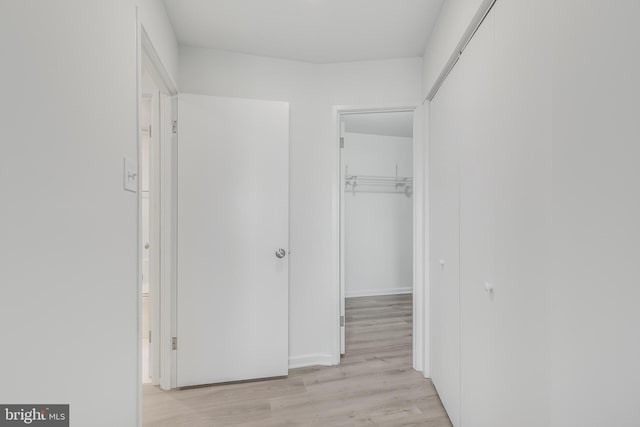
[
  {"left": 458, "top": 1, "right": 551, "bottom": 426},
  {"left": 477, "top": 1, "right": 550, "bottom": 425},
  {"left": 176, "top": 94, "right": 289, "bottom": 387},
  {"left": 457, "top": 12, "right": 499, "bottom": 427},
  {"left": 430, "top": 57, "right": 463, "bottom": 427}
]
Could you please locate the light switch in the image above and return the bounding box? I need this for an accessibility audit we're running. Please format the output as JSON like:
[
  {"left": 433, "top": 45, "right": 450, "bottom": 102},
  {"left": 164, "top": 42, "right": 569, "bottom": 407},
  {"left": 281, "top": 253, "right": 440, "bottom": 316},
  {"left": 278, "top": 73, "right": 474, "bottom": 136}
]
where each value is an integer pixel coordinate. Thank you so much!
[{"left": 123, "top": 157, "right": 137, "bottom": 193}]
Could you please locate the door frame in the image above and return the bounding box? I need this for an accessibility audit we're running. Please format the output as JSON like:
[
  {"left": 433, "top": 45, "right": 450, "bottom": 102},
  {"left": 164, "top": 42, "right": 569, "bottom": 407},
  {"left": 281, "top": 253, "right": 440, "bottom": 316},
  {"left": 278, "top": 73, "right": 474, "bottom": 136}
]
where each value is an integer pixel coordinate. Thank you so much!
[
  {"left": 332, "top": 105, "right": 428, "bottom": 373},
  {"left": 140, "top": 36, "right": 179, "bottom": 393},
  {"left": 136, "top": 11, "right": 179, "bottom": 426}
]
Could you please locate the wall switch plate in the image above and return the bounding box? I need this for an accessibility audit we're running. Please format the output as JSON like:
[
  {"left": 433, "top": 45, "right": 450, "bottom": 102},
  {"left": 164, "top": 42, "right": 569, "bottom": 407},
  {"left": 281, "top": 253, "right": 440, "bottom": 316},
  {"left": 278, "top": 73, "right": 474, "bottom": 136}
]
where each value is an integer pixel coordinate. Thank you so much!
[{"left": 123, "top": 157, "right": 138, "bottom": 193}]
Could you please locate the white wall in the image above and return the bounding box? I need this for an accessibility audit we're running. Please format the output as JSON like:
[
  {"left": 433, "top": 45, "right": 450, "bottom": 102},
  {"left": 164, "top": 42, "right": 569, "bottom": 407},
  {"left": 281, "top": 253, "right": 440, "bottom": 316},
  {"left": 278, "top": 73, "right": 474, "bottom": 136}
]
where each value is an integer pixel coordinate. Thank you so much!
[
  {"left": 0, "top": 1, "right": 177, "bottom": 426},
  {"left": 138, "top": 0, "right": 179, "bottom": 89},
  {"left": 421, "top": 0, "right": 485, "bottom": 99},
  {"left": 550, "top": 1, "right": 640, "bottom": 425},
  {"left": 178, "top": 47, "right": 422, "bottom": 366},
  {"left": 343, "top": 132, "right": 413, "bottom": 297}
]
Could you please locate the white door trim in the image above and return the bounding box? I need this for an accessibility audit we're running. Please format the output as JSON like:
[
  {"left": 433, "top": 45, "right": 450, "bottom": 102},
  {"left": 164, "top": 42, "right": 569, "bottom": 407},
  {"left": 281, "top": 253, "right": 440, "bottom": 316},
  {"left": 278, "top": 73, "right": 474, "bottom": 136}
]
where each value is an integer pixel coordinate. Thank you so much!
[
  {"left": 139, "top": 25, "right": 178, "bottom": 387},
  {"left": 415, "top": 103, "right": 429, "bottom": 377},
  {"left": 136, "top": 10, "right": 179, "bottom": 426},
  {"left": 331, "top": 105, "right": 426, "bottom": 372}
]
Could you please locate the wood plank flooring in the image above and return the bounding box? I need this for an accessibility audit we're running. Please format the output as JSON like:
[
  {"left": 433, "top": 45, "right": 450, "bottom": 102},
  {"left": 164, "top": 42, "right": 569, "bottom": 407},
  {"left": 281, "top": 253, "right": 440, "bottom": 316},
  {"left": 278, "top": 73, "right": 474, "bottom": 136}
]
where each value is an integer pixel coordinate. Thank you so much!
[{"left": 143, "top": 294, "right": 452, "bottom": 426}]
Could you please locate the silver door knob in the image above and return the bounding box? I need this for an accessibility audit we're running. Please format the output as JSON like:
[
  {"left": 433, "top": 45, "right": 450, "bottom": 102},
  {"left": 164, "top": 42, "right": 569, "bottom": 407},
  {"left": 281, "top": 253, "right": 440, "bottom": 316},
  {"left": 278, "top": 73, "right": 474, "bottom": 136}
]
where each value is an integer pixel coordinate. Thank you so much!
[{"left": 275, "top": 248, "right": 286, "bottom": 259}]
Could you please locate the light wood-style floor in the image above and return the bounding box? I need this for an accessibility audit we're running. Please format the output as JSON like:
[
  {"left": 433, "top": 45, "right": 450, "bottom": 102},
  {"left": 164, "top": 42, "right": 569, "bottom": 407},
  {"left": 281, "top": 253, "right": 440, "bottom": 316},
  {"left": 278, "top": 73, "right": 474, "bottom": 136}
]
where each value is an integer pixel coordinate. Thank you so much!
[{"left": 143, "top": 294, "right": 452, "bottom": 426}]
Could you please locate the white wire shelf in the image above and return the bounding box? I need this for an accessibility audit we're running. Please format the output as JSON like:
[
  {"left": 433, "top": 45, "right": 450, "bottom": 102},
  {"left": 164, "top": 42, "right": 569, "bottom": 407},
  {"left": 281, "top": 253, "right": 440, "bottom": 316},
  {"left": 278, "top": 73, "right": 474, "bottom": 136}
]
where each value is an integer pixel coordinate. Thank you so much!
[
  {"left": 344, "top": 164, "right": 413, "bottom": 196},
  {"left": 345, "top": 174, "right": 413, "bottom": 196}
]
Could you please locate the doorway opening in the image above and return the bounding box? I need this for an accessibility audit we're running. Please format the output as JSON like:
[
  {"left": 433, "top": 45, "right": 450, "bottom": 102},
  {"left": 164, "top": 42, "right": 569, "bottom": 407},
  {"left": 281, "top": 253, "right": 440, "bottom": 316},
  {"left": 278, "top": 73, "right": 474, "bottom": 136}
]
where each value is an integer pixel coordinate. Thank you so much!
[
  {"left": 140, "top": 67, "right": 160, "bottom": 386},
  {"left": 137, "top": 25, "right": 179, "bottom": 409},
  {"left": 339, "top": 110, "right": 416, "bottom": 364}
]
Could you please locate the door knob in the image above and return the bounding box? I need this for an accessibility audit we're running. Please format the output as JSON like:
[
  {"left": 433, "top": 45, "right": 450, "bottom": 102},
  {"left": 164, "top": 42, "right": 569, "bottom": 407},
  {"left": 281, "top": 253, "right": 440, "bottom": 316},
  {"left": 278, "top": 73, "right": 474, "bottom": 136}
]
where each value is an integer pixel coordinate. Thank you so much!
[{"left": 275, "top": 248, "right": 286, "bottom": 259}]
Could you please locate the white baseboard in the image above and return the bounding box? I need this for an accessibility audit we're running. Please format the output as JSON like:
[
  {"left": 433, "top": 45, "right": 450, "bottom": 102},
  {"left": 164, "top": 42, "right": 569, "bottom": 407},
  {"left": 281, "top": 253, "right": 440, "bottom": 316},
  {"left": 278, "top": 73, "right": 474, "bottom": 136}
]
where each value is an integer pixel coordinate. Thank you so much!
[
  {"left": 288, "top": 353, "right": 335, "bottom": 369},
  {"left": 345, "top": 287, "right": 412, "bottom": 298}
]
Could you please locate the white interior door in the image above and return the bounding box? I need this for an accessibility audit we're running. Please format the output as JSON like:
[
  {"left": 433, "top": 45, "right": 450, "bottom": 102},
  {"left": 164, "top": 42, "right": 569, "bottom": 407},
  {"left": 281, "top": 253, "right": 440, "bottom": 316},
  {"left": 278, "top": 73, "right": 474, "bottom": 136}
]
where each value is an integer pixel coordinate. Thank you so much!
[
  {"left": 159, "top": 92, "right": 177, "bottom": 391},
  {"left": 430, "top": 52, "right": 463, "bottom": 427},
  {"left": 176, "top": 94, "right": 289, "bottom": 388}
]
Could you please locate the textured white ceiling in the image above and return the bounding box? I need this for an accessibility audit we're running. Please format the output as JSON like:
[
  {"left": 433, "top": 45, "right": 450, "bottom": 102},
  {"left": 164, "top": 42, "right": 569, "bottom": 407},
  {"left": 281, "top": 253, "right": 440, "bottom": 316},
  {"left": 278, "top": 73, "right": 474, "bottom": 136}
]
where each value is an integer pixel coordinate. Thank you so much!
[
  {"left": 345, "top": 111, "right": 413, "bottom": 138},
  {"left": 163, "top": 0, "right": 444, "bottom": 63}
]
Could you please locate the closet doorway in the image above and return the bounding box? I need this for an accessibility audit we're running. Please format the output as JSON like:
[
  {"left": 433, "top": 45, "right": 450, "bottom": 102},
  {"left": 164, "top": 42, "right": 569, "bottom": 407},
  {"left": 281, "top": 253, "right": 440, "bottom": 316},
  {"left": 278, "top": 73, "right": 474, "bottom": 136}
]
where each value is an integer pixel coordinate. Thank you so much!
[{"left": 338, "top": 110, "right": 416, "bottom": 364}]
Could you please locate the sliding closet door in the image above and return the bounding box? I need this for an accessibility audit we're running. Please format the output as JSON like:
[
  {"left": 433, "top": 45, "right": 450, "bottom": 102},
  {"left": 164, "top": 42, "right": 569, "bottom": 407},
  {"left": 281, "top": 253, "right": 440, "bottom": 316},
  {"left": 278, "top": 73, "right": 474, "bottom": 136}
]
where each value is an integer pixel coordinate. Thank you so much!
[
  {"left": 490, "top": 0, "right": 550, "bottom": 421},
  {"left": 430, "top": 55, "right": 463, "bottom": 427},
  {"left": 431, "top": 1, "right": 550, "bottom": 425},
  {"left": 456, "top": 11, "right": 499, "bottom": 427},
  {"left": 457, "top": 1, "right": 551, "bottom": 426}
]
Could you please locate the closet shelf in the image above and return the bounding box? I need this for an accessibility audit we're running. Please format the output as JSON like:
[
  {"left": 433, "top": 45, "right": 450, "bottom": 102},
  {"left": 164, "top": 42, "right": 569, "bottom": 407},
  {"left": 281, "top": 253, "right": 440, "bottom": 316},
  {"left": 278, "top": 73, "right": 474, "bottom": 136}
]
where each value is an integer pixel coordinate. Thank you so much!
[{"left": 345, "top": 174, "right": 413, "bottom": 195}]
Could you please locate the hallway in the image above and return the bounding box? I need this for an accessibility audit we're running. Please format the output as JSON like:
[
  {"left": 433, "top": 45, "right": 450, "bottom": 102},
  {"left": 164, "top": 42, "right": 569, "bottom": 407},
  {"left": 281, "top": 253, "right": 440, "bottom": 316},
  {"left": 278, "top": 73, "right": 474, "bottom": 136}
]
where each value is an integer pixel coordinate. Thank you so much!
[{"left": 143, "top": 294, "right": 451, "bottom": 426}]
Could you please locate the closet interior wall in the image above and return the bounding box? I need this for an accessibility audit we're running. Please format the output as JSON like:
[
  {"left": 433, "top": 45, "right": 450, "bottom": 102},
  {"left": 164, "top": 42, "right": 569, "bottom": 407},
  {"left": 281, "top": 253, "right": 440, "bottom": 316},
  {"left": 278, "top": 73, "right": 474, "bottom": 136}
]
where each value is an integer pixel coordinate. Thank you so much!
[{"left": 343, "top": 131, "right": 413, "bottom": 298}]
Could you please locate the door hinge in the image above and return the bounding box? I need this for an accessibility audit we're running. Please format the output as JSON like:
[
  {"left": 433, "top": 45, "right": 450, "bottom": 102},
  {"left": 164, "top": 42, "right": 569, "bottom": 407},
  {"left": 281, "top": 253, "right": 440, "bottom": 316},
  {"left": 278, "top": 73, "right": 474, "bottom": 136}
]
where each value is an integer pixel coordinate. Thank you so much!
[
  {"left": 172, "top": 337, "right": 177, "bottom": 351},
  {"left": 148, "top": 330, "right": 151, "bottom": 343},
  {"left": 148, "top": 125, "right": 152, "bottom": 138},
  {"left": 340, "top": 137, "right": 344, "bottom": 148},
  {"left": 172, "top": 120, "right": 178, "bottom": 134},
  {"left": 340, "top": 315, "right": 345, "bottom": 327}
]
